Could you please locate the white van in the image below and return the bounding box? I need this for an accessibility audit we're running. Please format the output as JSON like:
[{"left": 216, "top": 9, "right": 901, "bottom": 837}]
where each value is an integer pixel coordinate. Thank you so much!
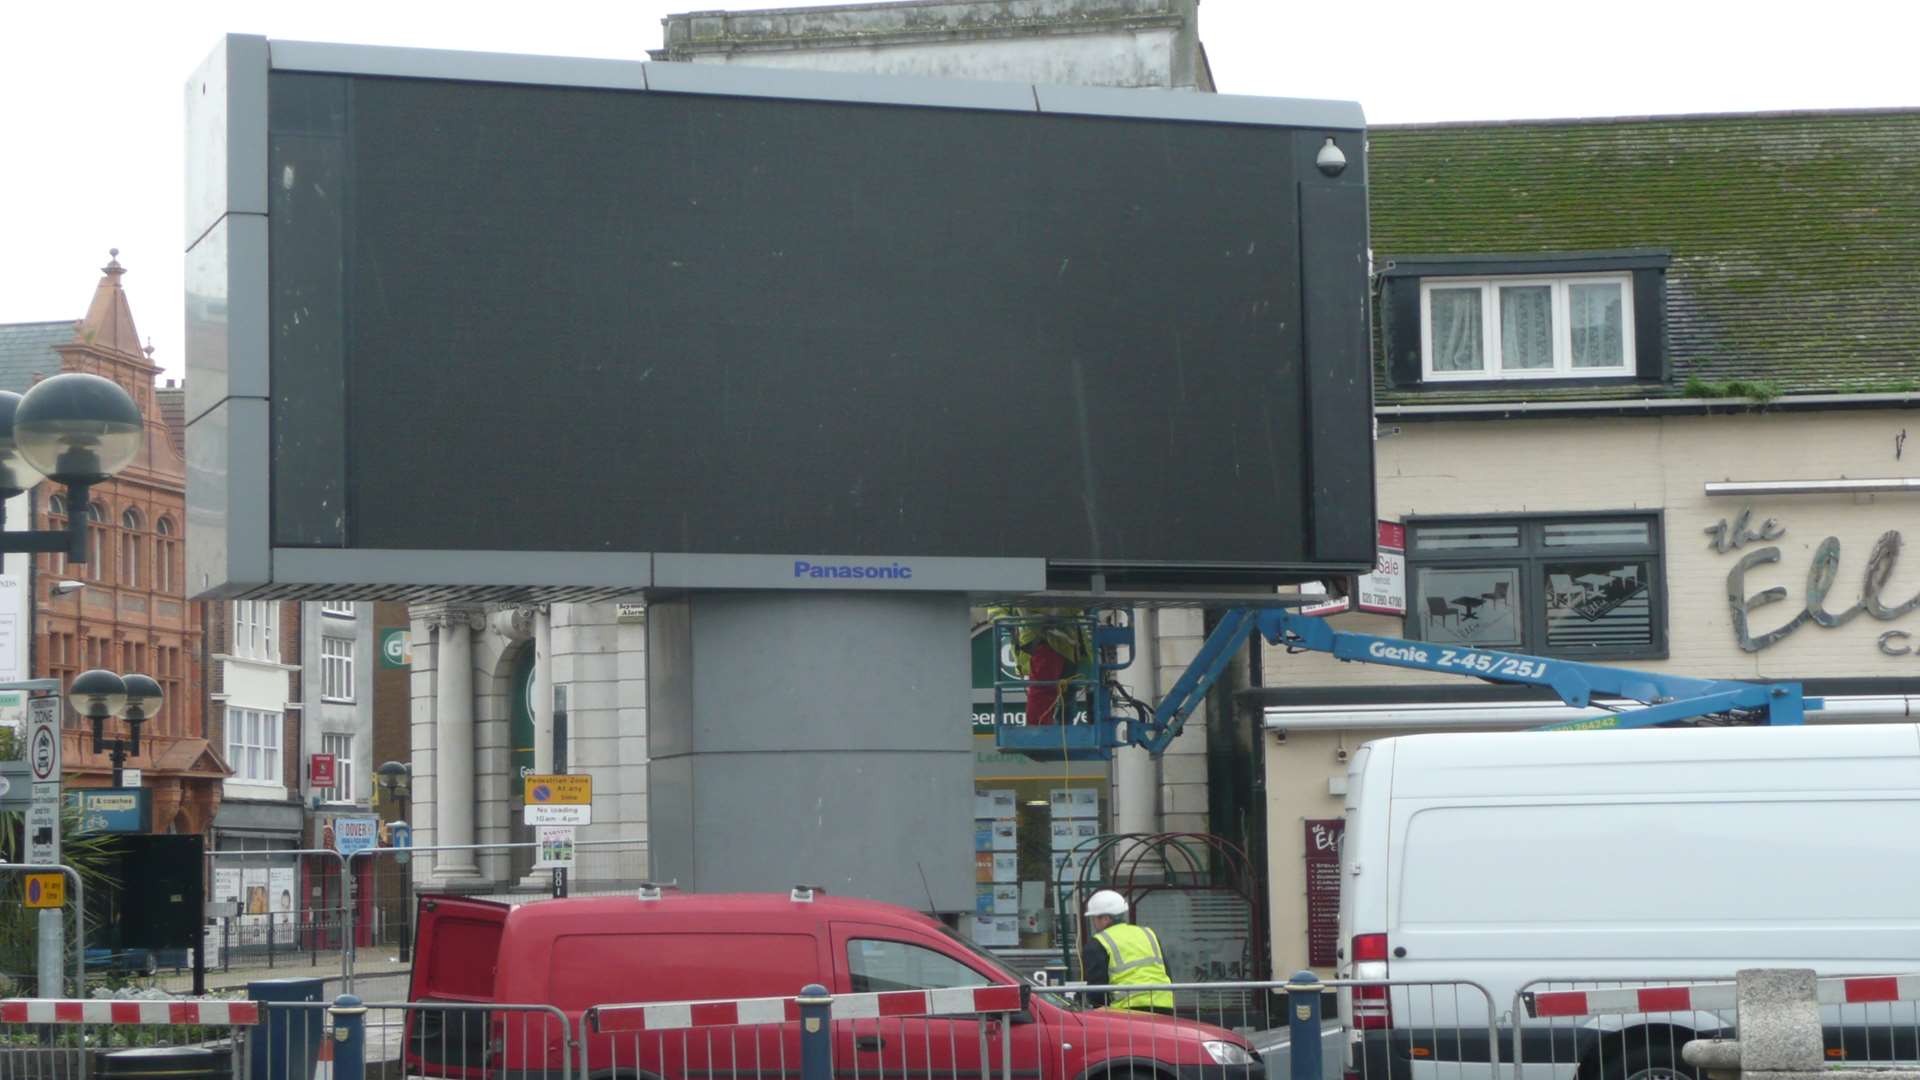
[{"left": 1334, "top": 723, "right": 1920, "bottom": 1080}]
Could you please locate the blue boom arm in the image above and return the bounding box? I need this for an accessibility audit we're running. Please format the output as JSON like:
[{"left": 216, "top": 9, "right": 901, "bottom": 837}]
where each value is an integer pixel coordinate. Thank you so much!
[{"left": 1124, "top": 607, "right": 1818, "bottom": 755}]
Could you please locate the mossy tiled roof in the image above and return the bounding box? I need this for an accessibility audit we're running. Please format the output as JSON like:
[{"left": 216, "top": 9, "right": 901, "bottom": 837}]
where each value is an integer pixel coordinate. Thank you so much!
[{"left": 1369, "top": 109, "right": 1920, "bottom": 405}]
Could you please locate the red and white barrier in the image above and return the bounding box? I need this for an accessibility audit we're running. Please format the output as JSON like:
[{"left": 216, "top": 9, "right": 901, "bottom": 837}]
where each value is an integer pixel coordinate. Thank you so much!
[
  {"left": 0, "top": 999, "right": 261, "bottom": 1025},
  {"left": 593, "top": 985, "right": 1025, "bottom": 1034},
  {"left": 1528, "top": 974, "right": 1920, "bottom": 1019}
]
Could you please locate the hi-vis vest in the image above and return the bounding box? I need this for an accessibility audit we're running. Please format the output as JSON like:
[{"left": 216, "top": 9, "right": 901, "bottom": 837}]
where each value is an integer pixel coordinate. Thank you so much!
[{"left": 1094, "top": 923, "right": 1175, "bottom": 1011}]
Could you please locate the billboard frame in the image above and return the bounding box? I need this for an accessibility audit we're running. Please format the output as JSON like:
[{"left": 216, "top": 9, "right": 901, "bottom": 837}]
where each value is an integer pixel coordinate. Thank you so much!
[{"left": 185, "top": 36, "right": 1369, "bottom": 602}]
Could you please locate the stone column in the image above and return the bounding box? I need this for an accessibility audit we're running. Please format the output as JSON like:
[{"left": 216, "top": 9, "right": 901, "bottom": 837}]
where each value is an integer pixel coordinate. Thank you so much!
[
  {"left": 532, "top": 607, "right": 554, "bottom": 774},
  {"left": 431, "top": 607, "right": 482, "bottom": 878}
]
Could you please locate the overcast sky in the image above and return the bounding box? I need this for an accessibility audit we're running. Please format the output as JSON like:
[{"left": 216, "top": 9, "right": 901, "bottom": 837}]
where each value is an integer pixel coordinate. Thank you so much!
[{"left": 2, "top": 0, "right": 1914, "bottom": 380}]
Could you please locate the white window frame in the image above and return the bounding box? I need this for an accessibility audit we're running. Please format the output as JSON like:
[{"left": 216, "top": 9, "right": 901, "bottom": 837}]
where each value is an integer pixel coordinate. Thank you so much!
[
  {"left": 233, "top": 601, "right": 280, "bottom": 662},
  {"left": 319, "top": 732, "right": 355, "bottom": 803},
  {"left": 321, "top": 601, "right": 355, "bottom": 618},
  {"left": 320, "top": 636, "right": 355, "bottom": 702},
  {"left": 1420, "top": 273, "right": 1636, "bottom": 382},
  {"left": 226, "top": 707, "right": 283, "bottom": 784}
]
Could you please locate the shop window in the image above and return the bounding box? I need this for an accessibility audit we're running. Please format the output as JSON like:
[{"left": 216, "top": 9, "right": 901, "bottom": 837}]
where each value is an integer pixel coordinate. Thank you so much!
[{"left": 1408, "top": 513, "right": 1665, "bottom": 660}]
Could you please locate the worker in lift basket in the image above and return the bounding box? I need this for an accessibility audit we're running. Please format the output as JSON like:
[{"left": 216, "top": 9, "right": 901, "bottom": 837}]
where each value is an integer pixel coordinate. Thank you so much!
[
  {"left": 1081, "top": 890, "right": 1176, "bottom": 1015},
  {"left": 988, "top": 607, "right": 1087, "bottom": 726}
]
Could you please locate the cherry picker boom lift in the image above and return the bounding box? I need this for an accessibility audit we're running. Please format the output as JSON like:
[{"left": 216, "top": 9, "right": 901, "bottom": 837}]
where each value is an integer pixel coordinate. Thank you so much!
[{"left": 992, "top": 606, "right": 1821, "bottom": 761}]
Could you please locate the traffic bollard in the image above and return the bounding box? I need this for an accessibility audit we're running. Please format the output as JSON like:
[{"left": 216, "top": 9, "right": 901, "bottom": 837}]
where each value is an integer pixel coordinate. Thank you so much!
[
  {"left": 327, "top": 994, "right": 367, "bottom": 1080},
  {"left": 798, "top": 984, "right": 833, "bottom": 1080},
  {"left": 1286, "top": 970, "right": 1324, "bottom": 1080}
]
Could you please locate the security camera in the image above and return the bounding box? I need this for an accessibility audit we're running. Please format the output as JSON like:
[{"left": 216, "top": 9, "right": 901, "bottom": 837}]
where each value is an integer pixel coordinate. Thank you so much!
[
  {"left": 1334, "top": 747, "right": 1350, "bottom": 763},
  {"left": 50, "top": 580, "right": 85, "bottom": 598}
]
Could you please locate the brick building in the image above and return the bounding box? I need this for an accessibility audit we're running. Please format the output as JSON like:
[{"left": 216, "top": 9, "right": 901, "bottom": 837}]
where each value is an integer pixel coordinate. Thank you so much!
[{"left": 0, "top": 253, "right": 219, "bottom": 833}]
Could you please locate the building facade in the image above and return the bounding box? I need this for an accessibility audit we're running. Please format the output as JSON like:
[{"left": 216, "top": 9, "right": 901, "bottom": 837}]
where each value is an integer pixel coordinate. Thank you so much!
[
  {"left": 207, "top": 600, "right": 304, "bottom": 855},
  {"left": 0, "top": 254, "right": 217, "bottom": 834},
  {"left": 1252, "top": 108, "right": 1920, "bottom": 975}
]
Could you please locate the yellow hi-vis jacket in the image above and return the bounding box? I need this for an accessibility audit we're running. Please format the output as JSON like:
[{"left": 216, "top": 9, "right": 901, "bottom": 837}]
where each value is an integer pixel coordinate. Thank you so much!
[{"left": 1094, "top": 923, "right": 1175, "bottom": 1011}]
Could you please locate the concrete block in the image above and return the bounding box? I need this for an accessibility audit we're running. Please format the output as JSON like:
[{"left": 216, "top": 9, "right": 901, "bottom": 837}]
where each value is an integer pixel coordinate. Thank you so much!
[
  {"left": 618, "top": 678, "right": 646, "bottom": 709},
  {"left": 618, "top": 647, "right": 649, "bottom": 679},
  {"left": 570, "top": 651, "right": 621, "bottom": 683},
  {"left": 572, "top": 737, "right": 619, "bottom": 769},
  {"left": 1162, "top": 783, "right": 1209, "bottom": 815},
  {"left": 568, "top": 681, "right": 621, "bottom": 712},
  {"left": 1737, "top": 969, "right": 1823, "bottom": 1072},
  {"left": 1159, "top": 751, "right": 1210, "bottom": 785},
  {"left": 1682, "top": 1039, "right": 1740, "bottom": 1072}
]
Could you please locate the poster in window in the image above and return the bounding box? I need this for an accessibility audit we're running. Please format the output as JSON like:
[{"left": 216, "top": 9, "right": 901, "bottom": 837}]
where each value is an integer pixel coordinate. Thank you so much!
[
  {"left": 1545, "top": 561, "right": 1653, "bottom": 651},
  {"left": 992, "top": 852, "right": 1018, "bottom": 882},
  {"left": 975, "top": 852, "right": 994, "bottom": 883},
  {"left": 1050, "top": 787, "right": 1100, "bottom": 819},
  {"left": 269, "top": 867, "right": 296, "bottom": 927},
  {"left": 1416, "top": 567, "right": 1522, "bottom": 646},
  {"left": 974, "top": 789, "right": 1016, "bottom": 818},
  {"left": 990, "top": 818, "right": 1017, "bottom": 851},
  {"left": 969, "top": 915, "right": 1019, "bottom": 948},
  {"left": 992, "top": 883, "right": 1020, "bottom": 915}
]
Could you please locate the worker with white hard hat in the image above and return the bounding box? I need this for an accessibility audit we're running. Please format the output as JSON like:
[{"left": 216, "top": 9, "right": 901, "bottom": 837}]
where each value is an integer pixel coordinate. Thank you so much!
[{"left": 1080, "top": 889, "right": 1175, "bottom": 1014}]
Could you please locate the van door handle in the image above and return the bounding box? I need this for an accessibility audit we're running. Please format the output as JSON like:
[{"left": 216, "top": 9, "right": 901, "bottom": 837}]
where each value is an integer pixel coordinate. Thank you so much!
[{"left": 856, "top": 1036, "right": 886, "bottom": 1052}]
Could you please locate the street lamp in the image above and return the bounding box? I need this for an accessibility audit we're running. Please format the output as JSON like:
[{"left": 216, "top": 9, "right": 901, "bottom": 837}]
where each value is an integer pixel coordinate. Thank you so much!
[
  {"left": 375, "top": 761, "right": 411, "bottom": 815},
  {"left": 375, "top": 761, "right": 413, "bottom": 962},
  {"left": 0, "top": 373, "right": 143, "bottom": 561},
  {"left": 72, "top": 669, "right": 162, "bottom": 788}
]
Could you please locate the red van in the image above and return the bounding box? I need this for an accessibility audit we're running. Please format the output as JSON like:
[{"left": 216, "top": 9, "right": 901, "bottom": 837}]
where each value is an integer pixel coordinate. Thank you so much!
[{"left": 405, "top": 889, "right": 1262, "bottom": 1080}]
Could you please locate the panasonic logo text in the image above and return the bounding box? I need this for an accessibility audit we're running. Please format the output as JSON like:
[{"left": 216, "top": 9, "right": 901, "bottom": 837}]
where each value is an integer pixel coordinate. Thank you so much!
[{"left": 793, "top": 560, "right": 914, "bottom": 581}]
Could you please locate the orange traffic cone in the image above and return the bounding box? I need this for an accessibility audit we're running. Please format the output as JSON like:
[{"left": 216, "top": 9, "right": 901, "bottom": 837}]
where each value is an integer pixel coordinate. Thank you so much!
[{"left": 313, "top": 1028, "right": 335, "bottom": 1080}]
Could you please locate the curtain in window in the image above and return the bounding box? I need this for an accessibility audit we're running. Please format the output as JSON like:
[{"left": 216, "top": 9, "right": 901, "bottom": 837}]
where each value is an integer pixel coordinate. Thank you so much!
[
  {"left": 1570, "top": 282, "right": 1625, "bottom": 367},
  {"left": 1429, "top": 288, "right": 1483, "bottom": 372},
  {"left": 1499, "top": 286, "right": 1554, "bottom": 369}
]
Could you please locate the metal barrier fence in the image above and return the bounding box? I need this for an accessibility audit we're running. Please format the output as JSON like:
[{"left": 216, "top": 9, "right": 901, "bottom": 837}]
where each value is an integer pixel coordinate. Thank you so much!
[
  {"left": 259, "top": 998, "right": 573, "bottom": 1080},
  {"left": 1518, "top": 973, "right": 1920, "bottom": 1073},
  {"left": 1047, "top": 977, "right": 1497, "bottom": 1080},
  {"left": 586, "top": 985, "right": 1024, "bottom": 1080},
  {"left": 0, "top": 998, "right": 258, "bottom": 1080},
  {"left": 1509, "top": 977, "right": 1739, "bottom": 1080}
]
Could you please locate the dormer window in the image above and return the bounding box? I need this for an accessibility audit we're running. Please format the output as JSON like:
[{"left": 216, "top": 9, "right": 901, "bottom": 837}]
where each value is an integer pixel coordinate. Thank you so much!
[
  {"left": 1380, "top": 250, "right": 1668, "bottom": 389},
  {"left": 1421, "top": 274, "right": 1634, "bottom": 381}
]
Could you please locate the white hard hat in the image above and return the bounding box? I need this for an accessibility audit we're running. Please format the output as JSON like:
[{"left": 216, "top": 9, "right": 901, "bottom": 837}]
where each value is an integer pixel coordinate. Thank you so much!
[{"left": 1084, "top": 890, "right": 1128, "bottom": 918}]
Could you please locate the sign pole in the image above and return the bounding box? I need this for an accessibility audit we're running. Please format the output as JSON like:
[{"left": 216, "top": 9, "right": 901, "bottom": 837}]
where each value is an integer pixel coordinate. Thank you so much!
[{"left": 22, "top": 686, "right": 64, "bottom": 997}]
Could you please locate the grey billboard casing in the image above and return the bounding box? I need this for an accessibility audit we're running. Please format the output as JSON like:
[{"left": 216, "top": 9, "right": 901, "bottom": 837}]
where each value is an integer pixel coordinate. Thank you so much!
[{"left": 185, "top": 36, "right": 1371, "bottom": 603}]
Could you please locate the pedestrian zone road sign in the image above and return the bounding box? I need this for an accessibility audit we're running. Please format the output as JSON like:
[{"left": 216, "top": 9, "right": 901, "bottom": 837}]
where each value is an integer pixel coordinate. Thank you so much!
[
  {"left": 24, "top": 873, "right": 64, "bottom": 908},
  {"left": 525, "top": 774, "right": 590, "bottom": 805}
]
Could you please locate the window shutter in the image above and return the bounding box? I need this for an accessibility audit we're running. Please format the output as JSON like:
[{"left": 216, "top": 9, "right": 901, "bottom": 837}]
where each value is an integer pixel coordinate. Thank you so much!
[
  {"left": 1632, "top": 268, "right": 1668, "bottom": 382},
  {"left": 1381, "top": 277, "right": 1421, "bottom": 387}
]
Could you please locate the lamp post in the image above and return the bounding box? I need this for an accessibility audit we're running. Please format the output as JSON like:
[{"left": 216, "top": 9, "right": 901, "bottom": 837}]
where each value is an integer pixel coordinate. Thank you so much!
[
  {"left": 375, "top": 761, "right": 413, "bottom": 962},
  {"left": 0, "top": 373, "right": 143, "bottom": 560},
  {"left": 71, "top": 670, "right": 162, "bottom": 788}
]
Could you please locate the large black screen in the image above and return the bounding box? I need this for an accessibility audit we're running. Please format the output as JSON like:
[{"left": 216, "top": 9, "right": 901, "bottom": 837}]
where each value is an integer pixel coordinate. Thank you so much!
[{"left": 267, "top": 72, "right": 1372, "bottom": 582}]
